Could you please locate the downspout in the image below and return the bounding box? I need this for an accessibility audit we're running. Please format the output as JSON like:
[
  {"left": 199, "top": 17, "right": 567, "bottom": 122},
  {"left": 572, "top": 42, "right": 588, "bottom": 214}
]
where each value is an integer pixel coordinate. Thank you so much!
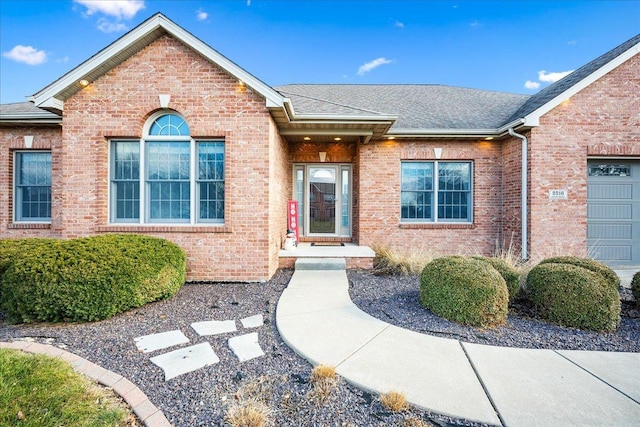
[{"left": 508, "top": 128, "right": 528, "bottom": 261}]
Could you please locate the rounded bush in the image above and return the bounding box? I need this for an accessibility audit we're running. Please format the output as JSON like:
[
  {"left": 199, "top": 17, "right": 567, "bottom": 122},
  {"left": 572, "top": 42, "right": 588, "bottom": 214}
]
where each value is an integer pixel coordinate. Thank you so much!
[
  {"left": 631, "top": 271, "right": 640, "bottom": 307},
  {"left": 526, "top": 262, "right": 620, "bottom": 332},
  {"left": 539, "top": 256, "right": 619, "bottom": 289},
  {"left": 472, "top": 256, "right": 520, "bottom": 302},
  {"left": 0, "top": 234, "right": 186, "bottom": 323},
  {"left": 420, "top": 256, "right": 509, "bottom": 328}
]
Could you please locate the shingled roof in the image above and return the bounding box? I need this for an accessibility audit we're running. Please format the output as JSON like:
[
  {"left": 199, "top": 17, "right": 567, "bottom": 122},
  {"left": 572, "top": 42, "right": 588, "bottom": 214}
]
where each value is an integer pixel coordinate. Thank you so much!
[
  {"left": 277, "top": 84, "right": 530, "bottom": 131},
  {"left": 0, "top": 101, "right": 61, "bottom": 125}
]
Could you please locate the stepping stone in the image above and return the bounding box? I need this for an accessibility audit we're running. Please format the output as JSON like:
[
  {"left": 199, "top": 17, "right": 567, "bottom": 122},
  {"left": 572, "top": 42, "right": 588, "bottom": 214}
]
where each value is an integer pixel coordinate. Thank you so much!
[
  {"left": 240, "top": 314, "right": 263, "bottom": 329},
  {"left": 150, "top": 342, "right": 219, "bottom": 381},
  {"left": 191, "top": 320, "right": 236, "bottom": 336},
  {"left": 134, "top": 330, "right": 189, "bottom": 353},
  {"left": 229, "top": 333, "right": 264, "bottom": 362}
]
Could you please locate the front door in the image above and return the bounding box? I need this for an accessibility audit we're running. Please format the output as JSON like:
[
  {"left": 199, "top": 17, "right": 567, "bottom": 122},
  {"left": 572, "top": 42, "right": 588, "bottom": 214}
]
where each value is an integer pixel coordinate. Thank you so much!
[
  {"left": 309, "top": 166, "right": 336, "bottom": 233},
  {"left": 294, "top": 164, "right": 351, "bottom": 237}
]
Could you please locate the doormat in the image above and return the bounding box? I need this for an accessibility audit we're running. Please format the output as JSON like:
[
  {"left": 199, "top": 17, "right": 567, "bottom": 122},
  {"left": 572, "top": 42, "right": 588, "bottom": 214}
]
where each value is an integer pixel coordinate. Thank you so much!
[{"left": 311, "top": 242, "right": 345, "bottom": 247}]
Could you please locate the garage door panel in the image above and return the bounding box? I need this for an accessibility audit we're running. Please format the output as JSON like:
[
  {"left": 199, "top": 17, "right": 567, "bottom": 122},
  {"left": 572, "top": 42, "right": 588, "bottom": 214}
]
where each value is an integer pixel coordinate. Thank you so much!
[
  {"left": 587, "top": 204, "right": 632, "bottom": 219},
  {"left": 588, "top": 223, "right": 632, "bottom": 239},
  {"left": 587, "top": 184, "right": 632, "bottom": 199},
  {"left": 591, "top": 245, "right": 632, "bottom": 262}
]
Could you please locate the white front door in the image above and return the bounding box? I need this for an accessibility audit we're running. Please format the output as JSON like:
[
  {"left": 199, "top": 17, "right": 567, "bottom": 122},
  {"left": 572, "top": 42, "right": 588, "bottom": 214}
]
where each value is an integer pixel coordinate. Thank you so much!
[{"left": 294, "top": 164, "right": 351, "bottom": 237}]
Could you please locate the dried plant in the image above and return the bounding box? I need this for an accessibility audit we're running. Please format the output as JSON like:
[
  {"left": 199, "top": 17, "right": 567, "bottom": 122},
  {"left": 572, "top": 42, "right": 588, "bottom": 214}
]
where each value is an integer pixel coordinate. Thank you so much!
[
  {"left": 380, "top": 390, "right": 409, "bottom": 412},
  {"left": 372, "top": 244, "right": 438, "bottom": 275},
  {"left": 225, "top": 399, "right": 271, "bottom": 427},
  {"left": 308, "top": 364, "right": 338, "bottom": 405}
]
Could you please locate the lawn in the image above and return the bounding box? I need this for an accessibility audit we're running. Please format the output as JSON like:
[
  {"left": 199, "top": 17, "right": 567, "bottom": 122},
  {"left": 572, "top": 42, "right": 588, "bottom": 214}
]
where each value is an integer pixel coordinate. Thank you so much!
[{"left": 0, "top": 348, "right": 135, "bottom": 427}]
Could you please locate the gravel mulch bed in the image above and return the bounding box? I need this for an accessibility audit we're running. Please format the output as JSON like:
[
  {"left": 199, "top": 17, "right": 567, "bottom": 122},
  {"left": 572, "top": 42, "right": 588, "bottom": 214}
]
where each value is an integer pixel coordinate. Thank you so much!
[
  {"left": 348, "top": 270, "right": 640, "bottom": 352},
  {"left": 0, "top": 269, "right": 453, "bottom": 427},
  {"left": 2, "top": 268, "right": 637, "bottom": 427}
]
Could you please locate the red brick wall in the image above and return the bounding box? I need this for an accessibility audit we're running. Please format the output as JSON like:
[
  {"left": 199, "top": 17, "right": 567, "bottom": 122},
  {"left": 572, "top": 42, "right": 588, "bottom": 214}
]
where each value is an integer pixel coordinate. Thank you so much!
[
  {"left": 46, "top": 35, "right": 278, "bottom": 281},
  {"left": 528, "top": 53, "right": 640, "bottom": 261},
  {"left": 0, "top": 126, "right": 61, "bottom": 238},
  {"left": 267, "top": 118, "right": 291, "bottom": 276},
  {"left": 357, "top": 139, "right": 503, "bottom": 256}
]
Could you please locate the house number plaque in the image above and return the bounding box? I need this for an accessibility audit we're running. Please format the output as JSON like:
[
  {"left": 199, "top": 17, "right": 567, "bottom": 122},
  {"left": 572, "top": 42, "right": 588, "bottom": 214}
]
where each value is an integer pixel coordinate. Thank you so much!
[{"left": 548, "top": 189, "right": 568, "bottom": 200}]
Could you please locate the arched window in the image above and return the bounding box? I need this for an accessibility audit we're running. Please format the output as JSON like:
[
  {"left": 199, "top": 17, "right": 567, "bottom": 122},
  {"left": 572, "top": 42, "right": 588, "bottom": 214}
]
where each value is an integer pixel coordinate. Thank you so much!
[{"left": 109, "top": 112, "right": 225, "bottom": 224}]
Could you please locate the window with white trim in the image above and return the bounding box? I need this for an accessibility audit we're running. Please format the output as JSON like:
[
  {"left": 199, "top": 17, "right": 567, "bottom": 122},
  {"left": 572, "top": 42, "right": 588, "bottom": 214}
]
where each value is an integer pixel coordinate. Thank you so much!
[
  {"left": 401, "top": 161, "right": 472, "bottom": 222},
  {"left": 14, "top": 151, "right": 52, "bottom": 222},
  {"left": 110, "top": 113, "right": 225, "bottom": 224}
]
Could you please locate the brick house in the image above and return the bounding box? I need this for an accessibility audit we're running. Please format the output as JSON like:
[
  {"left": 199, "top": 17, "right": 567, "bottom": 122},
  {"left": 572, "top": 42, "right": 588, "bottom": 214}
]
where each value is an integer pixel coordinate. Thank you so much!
[{"left": 1, "top": 14, "right": 638, "bottom": 281}]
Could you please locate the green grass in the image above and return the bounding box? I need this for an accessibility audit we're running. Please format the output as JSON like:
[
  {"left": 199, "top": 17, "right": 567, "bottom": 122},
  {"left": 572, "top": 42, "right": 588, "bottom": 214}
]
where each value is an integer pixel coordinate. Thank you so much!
[{"left": 0, "top": 348, "right": 131, "bottom": 427}]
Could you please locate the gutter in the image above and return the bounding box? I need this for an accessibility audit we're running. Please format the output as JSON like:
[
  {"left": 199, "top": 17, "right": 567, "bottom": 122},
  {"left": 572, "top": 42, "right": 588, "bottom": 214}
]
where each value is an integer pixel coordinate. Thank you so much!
[{"left": 508, "top": 128, "right": 528, "bottom": 261}]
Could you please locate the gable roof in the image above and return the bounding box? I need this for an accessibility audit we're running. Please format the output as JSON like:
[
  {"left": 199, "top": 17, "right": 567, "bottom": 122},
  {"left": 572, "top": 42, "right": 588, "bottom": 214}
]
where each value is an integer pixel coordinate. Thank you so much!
[
  {"left": 512, "top": 33, "right": 640, "bottom": 126},
  {"left": 29, "top": 13, "right": 286, "bottom": 112}
]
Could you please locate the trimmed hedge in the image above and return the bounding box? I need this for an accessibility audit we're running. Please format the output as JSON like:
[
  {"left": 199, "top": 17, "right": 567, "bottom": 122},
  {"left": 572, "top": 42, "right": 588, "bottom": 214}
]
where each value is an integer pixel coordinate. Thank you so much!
[
  {"left": 526, "top": 262, "right": 620, "bottom": 332},
  {"left": 539, "top": 256, "right": 620, "bottom": 289},
  {"left": 420, "top": 256, "right": 509, "bottom": 328},
  {"left": 632, "top": 271, "right": 640, "bottom": 307},
  {"left": 0, "top": 234, "right": 186, "bottom": 323},
  {"left": 472, "top": 256, "right": 520, "bottom": 302}
]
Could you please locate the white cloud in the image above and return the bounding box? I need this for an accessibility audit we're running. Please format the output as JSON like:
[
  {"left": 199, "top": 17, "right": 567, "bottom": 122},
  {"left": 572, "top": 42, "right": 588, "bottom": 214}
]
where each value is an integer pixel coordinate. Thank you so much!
[
  {"left": 97, "top": 18, "right": 128, "bottom": 33},
  {"left": 538, "top": 69, "right": 574, "bottom": 83},
  {"left": 2, "top": 45, "right": 47, "bottom": 65},
  {"left": 524, "top": 80, "right": 540, "bottom": 90},
  {"left": 56, "top": 56, "right": 70, "bottom": 64},
  {"left": 394, "top": 20, "right": 405, "bottom": 28},
  {"left": 357, "top": 57, "right": 394, "bottom": 76},
  {"left": 197, "top": 9, "right": 208, "bottom": 21},
  {"left": 74, "top": 0, "right": 145, "bottom": 20}
]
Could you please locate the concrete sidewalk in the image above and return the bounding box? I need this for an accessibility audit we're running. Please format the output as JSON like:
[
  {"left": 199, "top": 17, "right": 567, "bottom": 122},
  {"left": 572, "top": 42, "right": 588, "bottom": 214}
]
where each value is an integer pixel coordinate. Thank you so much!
[{"left": 276, "top": 258, "right": 640, "bottom": 427}]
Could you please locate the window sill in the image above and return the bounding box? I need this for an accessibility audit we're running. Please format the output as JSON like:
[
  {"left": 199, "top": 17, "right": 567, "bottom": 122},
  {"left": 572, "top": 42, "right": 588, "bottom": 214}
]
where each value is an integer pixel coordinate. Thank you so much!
[
  {"left": 8, "top": 223, "right": 51, "bottom": 229},
  {"left": 399, "top": 223, "right": 474, "bottom": 230},
  {"left": 96, "top": 225, "right": 232, "bottom": 233}
]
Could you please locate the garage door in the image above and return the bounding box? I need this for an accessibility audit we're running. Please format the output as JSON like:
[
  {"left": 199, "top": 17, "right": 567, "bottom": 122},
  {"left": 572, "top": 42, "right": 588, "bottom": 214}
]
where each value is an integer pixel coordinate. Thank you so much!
[{"left": 587, "top": 160, "right": 640, "bottom": 267}]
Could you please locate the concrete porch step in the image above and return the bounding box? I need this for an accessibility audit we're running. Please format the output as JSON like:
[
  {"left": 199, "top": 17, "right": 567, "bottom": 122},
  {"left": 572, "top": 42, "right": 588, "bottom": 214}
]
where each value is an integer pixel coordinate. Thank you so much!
[
  {"left": 279, "top": 243, "right": 375, "bottom": 270},
  {"left": 295, "top": 257, "right": 346, "bottom": 271}
]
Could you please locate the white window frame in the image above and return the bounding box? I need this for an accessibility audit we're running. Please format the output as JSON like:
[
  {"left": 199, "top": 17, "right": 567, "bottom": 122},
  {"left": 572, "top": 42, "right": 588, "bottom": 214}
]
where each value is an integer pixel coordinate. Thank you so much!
[
  {"left": 400, "top": 161, "right": 473, "bottom": 224},
  {"left": 108, "top": 112, "right": 225, "bottom": 225},
  {"left": 13, "top": 150, "right": 52, "bottom": 223}
]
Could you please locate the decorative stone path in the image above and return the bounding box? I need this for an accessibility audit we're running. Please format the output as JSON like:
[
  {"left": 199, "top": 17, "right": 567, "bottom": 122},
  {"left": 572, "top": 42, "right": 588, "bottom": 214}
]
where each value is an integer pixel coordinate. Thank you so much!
[
  {"left": 136, "top": 314, "right": 266, "bottom": 381},
  {"left": 150, "top": 342, "right": 219, "bottom": 381},
  {"left": 134, "top": 330, "right": 189, "bottom": 353}
]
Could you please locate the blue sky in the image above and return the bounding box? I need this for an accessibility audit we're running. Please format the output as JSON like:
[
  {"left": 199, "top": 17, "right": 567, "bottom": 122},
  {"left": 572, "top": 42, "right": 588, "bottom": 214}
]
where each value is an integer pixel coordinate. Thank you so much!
[{"left": 1, "top": 0, "right": 638, "bottom": 104}]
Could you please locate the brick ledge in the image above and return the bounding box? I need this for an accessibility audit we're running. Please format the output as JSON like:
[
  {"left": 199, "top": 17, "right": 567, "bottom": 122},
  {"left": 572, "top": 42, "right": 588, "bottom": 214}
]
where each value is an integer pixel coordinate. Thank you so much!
[{"left": 96, "top": 225, "right": 232, "bottom": 233}]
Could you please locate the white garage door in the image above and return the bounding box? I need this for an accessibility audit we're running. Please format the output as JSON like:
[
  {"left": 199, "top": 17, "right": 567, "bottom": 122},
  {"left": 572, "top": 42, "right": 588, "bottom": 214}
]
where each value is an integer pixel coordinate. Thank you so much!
[{"left": 587, "top": 160, "right": 640, "bottom": 267}]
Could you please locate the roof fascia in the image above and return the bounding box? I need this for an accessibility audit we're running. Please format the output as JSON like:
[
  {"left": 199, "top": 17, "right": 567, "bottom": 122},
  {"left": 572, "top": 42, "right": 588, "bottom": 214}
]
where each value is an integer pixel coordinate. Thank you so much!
[
  {"left": 387, "top": 119, "right": 527, "bottom": 139},
  {"left": 30, "top": 14, "right": 286, "bottom": 110},
  {"left": 523, "top": 41, "right": 639, "bottom": 126}
]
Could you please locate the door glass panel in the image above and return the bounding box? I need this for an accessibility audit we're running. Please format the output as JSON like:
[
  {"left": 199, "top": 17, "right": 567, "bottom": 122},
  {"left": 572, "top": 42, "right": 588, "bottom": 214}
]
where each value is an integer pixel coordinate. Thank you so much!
[{"left": 309, "top": 167, "right": 336, "bottom": 233}]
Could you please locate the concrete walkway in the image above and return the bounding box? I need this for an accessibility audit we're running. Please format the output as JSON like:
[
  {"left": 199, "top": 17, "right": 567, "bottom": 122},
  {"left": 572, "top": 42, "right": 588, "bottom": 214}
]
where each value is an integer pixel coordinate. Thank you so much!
[{"left": 276, "top": 258, "right": 640, "bottom": 427}]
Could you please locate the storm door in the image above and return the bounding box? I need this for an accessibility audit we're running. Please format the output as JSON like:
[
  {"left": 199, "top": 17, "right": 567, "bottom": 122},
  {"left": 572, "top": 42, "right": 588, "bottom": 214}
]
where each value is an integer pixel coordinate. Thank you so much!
[{"left": 294, "top": 164, "right": 351, "bottom": 237}]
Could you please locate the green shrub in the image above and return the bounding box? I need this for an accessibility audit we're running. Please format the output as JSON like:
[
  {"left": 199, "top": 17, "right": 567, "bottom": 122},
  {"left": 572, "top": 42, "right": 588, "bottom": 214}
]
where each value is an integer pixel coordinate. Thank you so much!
[
  {"left": 631, "top": 271, "right": 640, "bottom": 307},
  {"left": 472, "top": 256, "right": 521, "bottom": 302},
  {"left": 420, "top": 256, "right": 509, "bottom": 328},
  {"left": 539, "top": 256, "right": 619, "bottom": 289},
  {"left": 0, "top": 234, "right": 186, "bottom": 323},
  {"left": 526, "top": 262, "right": 620, "bottom": 332}
]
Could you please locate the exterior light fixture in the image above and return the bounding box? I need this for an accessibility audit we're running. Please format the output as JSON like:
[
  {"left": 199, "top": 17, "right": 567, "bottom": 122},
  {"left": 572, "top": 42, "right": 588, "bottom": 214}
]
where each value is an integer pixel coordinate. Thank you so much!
[
  {"left": 485, "top": 137, "right": 494, "bottom": 141},
  {"left": 79, "top": 79, "right": 90, "bottom": 87},
  {"left": 303, "top": 136, "right": 311, "bottom": 141},
  {"left": 334, "top": 137, "right": 342, "bottom": 141},
  {"left": 387, "top": 136, "right": 396, "bottom": 140}
]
